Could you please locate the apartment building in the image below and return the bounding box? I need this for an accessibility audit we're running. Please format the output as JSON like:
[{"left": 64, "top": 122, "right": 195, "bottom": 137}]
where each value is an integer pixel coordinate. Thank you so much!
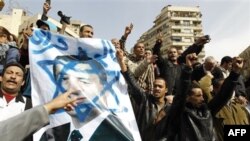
[{"left": 138, "top": 5, "right": 205, "bottom": 59}]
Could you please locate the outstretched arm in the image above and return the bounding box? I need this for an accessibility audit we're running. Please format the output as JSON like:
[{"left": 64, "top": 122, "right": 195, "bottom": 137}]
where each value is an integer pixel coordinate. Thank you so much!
[
  {"left": 169, "top": 53, "right": 196, "bottom": 115},
  {"left": 116, "top": 49, "right": 146, "bottom": 103},
  {"left": 208, "top": 57, "right": 244, "bottom": 115},
  {"left": 178, "top": 35, "right": 210, "bottom": 64},
  {"left": 166, "top": 54, "right": 196, "bottom": 139},
  {"left": 59, "top": 21, "right": 67, "bottom": 35},
  {"left": 41, "top": 1, "right": 51, "bottom": 21},
  {"left": 120, "top": 23, "right": 133, "bottom": 52},
  {"left": 44, "top": 90, "right": 79, "bottom": 114},
  {"left": 152, "top": 33, "right": 164, "bottom": 66},
  {"left": 0, "top": 90, "right": 79, "bottom": 141},
  {"left": 133, "top": 54, "right": 157, "bottom": 78}
]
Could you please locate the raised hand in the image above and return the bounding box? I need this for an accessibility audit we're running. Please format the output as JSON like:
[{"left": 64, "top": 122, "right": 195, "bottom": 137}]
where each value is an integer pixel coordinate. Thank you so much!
[
  {"left": 146, "top": 54, "right": 158, "bottom": 64},
  {"left": 116, "top": 48, "right": 124, "bottom": 62},
  {"left": 124, "top": 23, "right": 133, "bottom": 37},
  {"left": 231, "top": 57, "right": 244, "bottom": 73},
  {"left": 44, "top": 89, "right": 81, "bottom": 114},
  {"left": 195, "top": 35, "right": 210, "bottom": 46},
  {"left": 185, "top": 53, "right": 197, "bottom": 68},
  {"left": 116, "top": 49, "right": 127, "bottom": 72},
  {"left": 156, "top": 32, "right": 163, "bottom": 43},
  {"left": 43, "top": 1, "right": 51, "bottom": 15}
]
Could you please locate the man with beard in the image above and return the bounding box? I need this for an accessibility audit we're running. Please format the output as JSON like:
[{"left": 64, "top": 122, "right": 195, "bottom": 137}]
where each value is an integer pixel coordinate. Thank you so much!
[{"left": 165, "top": 54, "right": 244, "bottom": 141}]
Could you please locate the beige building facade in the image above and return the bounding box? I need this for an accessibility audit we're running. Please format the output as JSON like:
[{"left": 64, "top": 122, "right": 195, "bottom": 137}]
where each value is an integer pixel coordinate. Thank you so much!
[
  {"left": 239, "top": 45, "right": 250, "bottom": 80},
  {"left": 0, "top": 8, "right": 84, "bottom": 46},
  {"left": 138, "top": 5, "right": 205, "bottom": 58}
]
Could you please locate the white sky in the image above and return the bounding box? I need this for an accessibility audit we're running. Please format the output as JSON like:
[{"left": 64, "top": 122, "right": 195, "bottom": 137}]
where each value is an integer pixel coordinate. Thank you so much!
[{"left": 2, "top": 0, "right": 250, "bottom": 61}]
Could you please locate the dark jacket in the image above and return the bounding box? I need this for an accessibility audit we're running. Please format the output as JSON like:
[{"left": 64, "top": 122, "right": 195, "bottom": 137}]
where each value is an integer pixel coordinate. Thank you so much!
[
  {"left": 0, "top": 43, "right": 20, "bottom": 74},
  {"left": 166, "top": 66, "right": 240, "bottom": 141},
  {"left": 153, "top": 41, "right": 204, "bottom": 95},
  {"left": 122, "top": 71, "right": 170, "bottom": 141},
  {"left": 191, "top": 64, "right": 223, "bottom": 82},
  {"left": 40, "top": 114, "right": 134, "bottom": 141},
  {"left": 212, "top": 66, "right": 246, "bottom": 97}
]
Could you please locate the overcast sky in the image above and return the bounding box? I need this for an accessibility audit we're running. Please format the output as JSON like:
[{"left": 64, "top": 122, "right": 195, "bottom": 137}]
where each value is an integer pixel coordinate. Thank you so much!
[{"left": 2, "top": 0, "right": 250, "bottom": 61}]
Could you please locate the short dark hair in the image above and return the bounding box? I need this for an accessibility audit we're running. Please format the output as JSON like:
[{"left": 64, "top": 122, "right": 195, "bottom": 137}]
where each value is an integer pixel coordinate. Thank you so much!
[
  {"left": 2, "top": 62, "right": 26, "bottom": 77},
  {"left": 220, "top": 56, "right": 232, "bottom": 65},
  {"left": 155, "top": 77, "right": 168, "bottom": 88},
  {"left": 133, "top": 42, "right": 144, "bottom": 51},
  {"left": 36, "top": 20, "right": 50, "bottom": 30},
  {"left": 80, "top": 24, "right": 93, "bottom": 32},
  {"left": 187, "top": 81, "right": 201, "bottom": 96},
  {"left": 167, "top": 47, "right": 178, "bottom": 54},
  {"left": 0, "top": 26, "right": 11, "bottom": 41},
  {"left": 145, "top": 48, "right": 152, "bottom": 52},
  {"left": 53, "top": 55, "right": 107, "bottom": 84}
]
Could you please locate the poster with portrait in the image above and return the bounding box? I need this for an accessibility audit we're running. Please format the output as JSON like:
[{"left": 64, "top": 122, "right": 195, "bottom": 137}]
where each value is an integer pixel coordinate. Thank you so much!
[{"left": 29, "top": 29, "right": 141, "bottom": 141}]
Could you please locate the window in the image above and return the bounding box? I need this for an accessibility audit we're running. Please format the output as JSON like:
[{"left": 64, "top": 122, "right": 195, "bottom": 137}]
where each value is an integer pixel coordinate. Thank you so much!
[
  {"left": 171, "top": 36, "right": 182, "bottom": 42},
  {"left": 183, "top": 37, "right": 192, "bottom": 42},
  {"left": 183, "top": 20, "right": 190, "bottom": 26},
  {"left": 182, "top": 29, "right": 191, "bottom": 33},
  {"left": 172, "top": 29, "right": 181, "bottom": 33}
]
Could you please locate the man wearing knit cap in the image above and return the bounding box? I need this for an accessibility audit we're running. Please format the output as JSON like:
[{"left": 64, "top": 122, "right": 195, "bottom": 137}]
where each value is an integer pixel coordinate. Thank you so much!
[{"left": 36, "top": 19, "right": 50, "bottom": 31}]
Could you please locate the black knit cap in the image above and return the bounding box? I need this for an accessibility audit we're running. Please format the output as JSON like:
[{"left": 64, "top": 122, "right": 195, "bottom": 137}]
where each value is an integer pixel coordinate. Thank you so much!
[
  {"left": 2, "top": 62, "right": 26, "bottom": 77},
  {"left": 36, "top": 20, "right": 50, "bottom": 30},
  {"left": 220, "top": 56, "right": 232, "bottom": 65}
]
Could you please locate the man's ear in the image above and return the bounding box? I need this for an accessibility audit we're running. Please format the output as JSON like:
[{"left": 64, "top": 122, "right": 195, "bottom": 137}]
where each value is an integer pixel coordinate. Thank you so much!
[
  {"left": 165, "top": 88, "right": 168, "bottom": 93},
  {"left": 0, "top": 76, "right": 2, "bottom": 82},
  {"left": 21, "top": 80, "right": 25, "bottom": 86}
]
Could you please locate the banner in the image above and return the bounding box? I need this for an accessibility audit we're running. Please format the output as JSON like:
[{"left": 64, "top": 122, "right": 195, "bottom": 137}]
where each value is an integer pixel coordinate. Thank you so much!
[{"left": 29, "top": 29, "right": 141, "bottom": 141}]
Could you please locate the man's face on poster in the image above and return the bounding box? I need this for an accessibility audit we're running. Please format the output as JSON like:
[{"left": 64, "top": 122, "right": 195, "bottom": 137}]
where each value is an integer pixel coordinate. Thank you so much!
[{"left": 55, "top": 59, "right": 107, "bottom": 122}]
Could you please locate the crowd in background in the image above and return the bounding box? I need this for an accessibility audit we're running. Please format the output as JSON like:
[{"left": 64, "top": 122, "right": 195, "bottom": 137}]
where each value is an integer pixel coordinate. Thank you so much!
[{"left": 0, "top": 1, "right": 249, "bottom": 141}]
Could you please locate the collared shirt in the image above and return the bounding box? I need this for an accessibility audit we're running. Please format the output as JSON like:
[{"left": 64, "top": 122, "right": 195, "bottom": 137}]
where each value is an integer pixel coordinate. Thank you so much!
[
  {"left": 68, "top": 111, "right": 109, "bottom": 141},
  {"left": 0, "top": 90, "right": 31, "bottom": 121},
  {"left": 219, "top": 66, "right": 230, "bottom": 78}
]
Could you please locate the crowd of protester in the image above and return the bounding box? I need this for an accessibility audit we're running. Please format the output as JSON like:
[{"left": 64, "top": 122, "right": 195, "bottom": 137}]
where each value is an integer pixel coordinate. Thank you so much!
[{"left": 0, "top": 1, "right": 249, "bottom": 141}]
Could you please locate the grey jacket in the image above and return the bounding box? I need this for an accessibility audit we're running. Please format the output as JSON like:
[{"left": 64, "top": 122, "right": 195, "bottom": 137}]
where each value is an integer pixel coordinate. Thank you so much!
[{"left": 0, "top": 106, "right": 49, "bottom": 141}]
